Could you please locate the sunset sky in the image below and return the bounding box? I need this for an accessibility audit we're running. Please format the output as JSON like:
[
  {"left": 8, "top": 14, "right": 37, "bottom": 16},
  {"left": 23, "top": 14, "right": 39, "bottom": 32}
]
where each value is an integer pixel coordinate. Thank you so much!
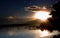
[{"left": 0, "top": 0, "right": 59, "bottom": 24}]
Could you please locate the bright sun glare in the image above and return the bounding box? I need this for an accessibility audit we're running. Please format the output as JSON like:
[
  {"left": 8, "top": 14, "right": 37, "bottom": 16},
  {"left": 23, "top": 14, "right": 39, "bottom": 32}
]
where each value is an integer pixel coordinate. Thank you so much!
[
  {"left": 38, "top": 30, "right": 51, "bottom": 37},
  {"left": 34, "top": 11, "right": 52, "bottom": 21},
  {"left": 40, "top": 30, "right": 49, "bottom": 37}
]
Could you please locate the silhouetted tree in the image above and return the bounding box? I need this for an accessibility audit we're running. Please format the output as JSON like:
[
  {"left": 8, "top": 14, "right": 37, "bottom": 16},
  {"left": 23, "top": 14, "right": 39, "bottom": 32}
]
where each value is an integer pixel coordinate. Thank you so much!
[{"left": 51, "top": 1, "right": 60, "bottom": 31}]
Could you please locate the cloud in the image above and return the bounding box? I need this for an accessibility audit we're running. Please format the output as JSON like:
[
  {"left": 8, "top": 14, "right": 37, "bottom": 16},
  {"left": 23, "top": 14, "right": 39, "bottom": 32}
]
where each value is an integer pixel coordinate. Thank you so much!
[
  {"left": 24, "top": 5, "right": 41, "bottom": 11},
  {"left": 24, "top": 5, "right": 51, "bottom": 12}
]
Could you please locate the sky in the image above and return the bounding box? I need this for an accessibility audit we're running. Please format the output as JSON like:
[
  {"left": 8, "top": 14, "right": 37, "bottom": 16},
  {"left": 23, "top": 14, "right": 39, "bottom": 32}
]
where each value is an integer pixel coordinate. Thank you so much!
[
  {"left": 0, "top": 0, "right": 59, "bottom": 24},
  {"left": 0, "top": 0, "right": 58, "bottom": 16}
]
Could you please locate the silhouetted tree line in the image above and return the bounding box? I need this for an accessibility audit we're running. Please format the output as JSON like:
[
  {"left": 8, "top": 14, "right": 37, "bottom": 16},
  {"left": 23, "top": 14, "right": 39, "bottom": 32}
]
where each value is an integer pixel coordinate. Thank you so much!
[{"left": 51, "top": 1, "right": 60, "bottom": 31}]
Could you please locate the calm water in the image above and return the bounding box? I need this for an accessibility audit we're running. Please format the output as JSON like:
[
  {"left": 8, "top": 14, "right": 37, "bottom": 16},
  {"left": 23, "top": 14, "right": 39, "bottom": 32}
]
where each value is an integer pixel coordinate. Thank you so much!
[{"left": 0, "top": 27, "right": 60, "bottom": 38}]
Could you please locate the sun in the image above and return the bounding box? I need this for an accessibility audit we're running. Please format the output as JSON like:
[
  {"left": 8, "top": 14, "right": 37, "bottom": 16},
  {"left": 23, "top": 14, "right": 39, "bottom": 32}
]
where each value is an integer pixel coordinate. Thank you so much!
[{"left": 34, "top": 11, "right": 52, "bottom": 21}]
